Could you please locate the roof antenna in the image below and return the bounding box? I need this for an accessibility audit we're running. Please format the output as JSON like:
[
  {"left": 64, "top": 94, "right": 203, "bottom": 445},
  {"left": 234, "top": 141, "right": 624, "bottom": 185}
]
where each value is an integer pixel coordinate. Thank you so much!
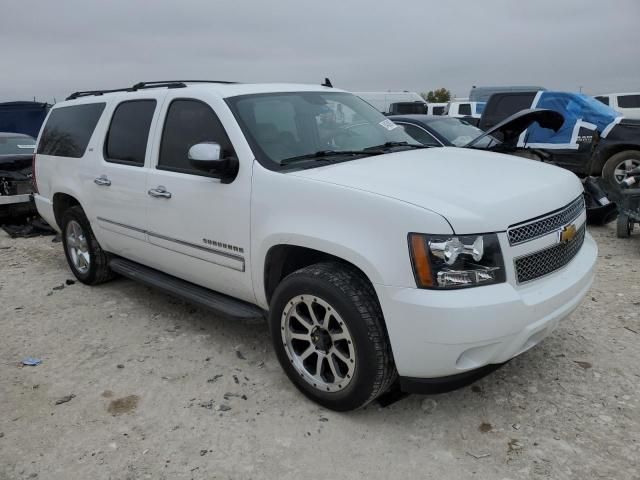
[{"left": 321, "top": 77, "right": 333, "bottom": 88}]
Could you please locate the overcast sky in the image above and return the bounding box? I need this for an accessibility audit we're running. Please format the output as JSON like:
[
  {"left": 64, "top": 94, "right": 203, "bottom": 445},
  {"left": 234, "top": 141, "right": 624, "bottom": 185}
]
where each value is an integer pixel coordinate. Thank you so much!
[{"left": 1, "top": 0, "right": 638, "bottom": 103}]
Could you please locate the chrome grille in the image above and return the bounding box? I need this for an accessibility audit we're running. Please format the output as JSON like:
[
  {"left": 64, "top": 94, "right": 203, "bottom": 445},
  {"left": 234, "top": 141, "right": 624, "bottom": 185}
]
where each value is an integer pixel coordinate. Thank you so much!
[
  {"left": 514, "top": 223, "right": 586, "bottom": 284},
  {"left": 507, "top": 196, "right": 585, "bottom": 246}
]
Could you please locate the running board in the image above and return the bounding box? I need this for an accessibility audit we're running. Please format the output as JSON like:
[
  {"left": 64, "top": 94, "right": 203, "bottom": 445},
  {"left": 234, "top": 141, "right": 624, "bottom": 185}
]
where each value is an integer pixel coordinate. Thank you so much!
[{"left": 108, "top": 257, "right": 265, "bottom": 319}]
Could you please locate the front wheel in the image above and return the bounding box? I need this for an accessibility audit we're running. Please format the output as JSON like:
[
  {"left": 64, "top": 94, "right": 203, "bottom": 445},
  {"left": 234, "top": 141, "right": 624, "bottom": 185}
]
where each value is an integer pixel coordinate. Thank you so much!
[
  {"left": 602, "top": 150, "right": 640, "bottom": 189},
  {"left": 269, "top": 262, "right": 396, "bottom": 411}
]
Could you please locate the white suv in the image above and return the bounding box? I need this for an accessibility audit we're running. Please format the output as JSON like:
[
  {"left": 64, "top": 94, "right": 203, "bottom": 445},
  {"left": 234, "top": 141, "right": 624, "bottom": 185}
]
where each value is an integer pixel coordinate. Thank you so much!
[{"left": 33, "top": 80, "right": 598, "bottom": 411}]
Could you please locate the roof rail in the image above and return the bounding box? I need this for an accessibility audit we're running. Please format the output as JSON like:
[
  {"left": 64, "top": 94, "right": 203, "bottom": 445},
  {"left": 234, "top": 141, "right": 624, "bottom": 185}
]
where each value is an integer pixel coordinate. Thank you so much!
[{"left": 66, "top": 80, "right": 238, "bottom": 101}]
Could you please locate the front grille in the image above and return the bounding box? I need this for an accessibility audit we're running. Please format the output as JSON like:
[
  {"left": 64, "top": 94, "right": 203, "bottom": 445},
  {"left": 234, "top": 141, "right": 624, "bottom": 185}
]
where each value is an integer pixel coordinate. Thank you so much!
[
  {"left": 507, "top": 196, "right": 585, "bottom": 246},
  {"left": 514, "top": 223, "right": 586, "bottom": 284}
]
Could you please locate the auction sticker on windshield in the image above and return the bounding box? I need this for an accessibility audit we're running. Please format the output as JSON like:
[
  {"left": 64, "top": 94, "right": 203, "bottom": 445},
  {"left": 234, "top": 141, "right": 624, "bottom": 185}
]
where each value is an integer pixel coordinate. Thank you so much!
[{"left": 379, "top": 119, "right": 398, "bottom": 131}]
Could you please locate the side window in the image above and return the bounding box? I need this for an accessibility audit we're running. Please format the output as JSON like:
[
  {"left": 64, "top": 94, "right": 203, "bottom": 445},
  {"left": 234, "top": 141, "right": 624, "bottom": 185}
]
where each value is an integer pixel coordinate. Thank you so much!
[
  {"left": 158, "top": 99, "right": 235, "bottom": 175},
  {"left": 495, "top": 93, "right": 536, "bottom": 117},
  {"left": 432, "top": 106, "right": 445, "bottom": 115},
  {"left": 399, "top": 123, "right": 440, "bottom": 146},
  {"left": 458, "top": 103, "right": 472, "bottom": 116},
  {"left": 617, "top": 95, "right": 640, "bottom": 109},
  {"left": 595, "top": 96, "right": 610, "bottom": 106},
  {"left": 37, "top": 103, "right": 105, "bottom": 158},
  {"left": 105, "top": 100, "right": 156, "bottom": 166}
]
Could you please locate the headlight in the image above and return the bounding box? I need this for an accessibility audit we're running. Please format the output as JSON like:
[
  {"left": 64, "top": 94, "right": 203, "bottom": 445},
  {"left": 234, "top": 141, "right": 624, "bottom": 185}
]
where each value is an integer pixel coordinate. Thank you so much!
[{"left": 408, "top": 233, "right": 505, "bottom": 289}]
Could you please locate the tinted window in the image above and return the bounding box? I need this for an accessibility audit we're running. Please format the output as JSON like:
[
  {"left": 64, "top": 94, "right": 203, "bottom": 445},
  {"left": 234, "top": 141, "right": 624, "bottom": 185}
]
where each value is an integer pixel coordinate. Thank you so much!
[
  {"left": 432, "top": 106, "right": 445, "bottom": 115},
  {"left": 399, "top": 123, "right": 440, "bottom": 146},
  {"left": 37, "top": 103, "right": 105, "bottom": 158},
  {"left": 493, "top": 93, "right": 536, "bottom": 117},
  {"left": 159, "top": 99, "right": 234, "bottom": 174},
  {"left": 617, "top": 94, "right": 640, "bottom": 109},
  {"left": 458, "top": 103, "right": 472, "bottom": 116},
  {"left": 595, "top": 96, "right": 610, "bottom": 106},
  {"left": 104, "top": 100, "right": 156, "bottom": 166}
]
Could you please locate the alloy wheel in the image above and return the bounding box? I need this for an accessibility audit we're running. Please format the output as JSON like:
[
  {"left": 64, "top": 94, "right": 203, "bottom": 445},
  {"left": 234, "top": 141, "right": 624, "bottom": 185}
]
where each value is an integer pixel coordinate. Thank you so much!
[
  {"left": 613, "top": 158, "right": 640, "bottom": 184},
  {"left": 281, "top": 295, "right": 356, "bottom": 392},
  {"left": 65, "top": 220, "right": 90, "bottom": 274}
]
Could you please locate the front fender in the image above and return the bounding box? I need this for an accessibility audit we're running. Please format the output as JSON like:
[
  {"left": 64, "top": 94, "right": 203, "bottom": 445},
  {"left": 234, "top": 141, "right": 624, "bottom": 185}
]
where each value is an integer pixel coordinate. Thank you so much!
[{"left": 250, "top": 165, "right": 453, "bottom": 308}]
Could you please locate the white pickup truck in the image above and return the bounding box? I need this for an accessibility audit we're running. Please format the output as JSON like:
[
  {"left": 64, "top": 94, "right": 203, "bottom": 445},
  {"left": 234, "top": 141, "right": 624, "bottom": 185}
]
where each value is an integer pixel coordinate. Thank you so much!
[{"left": 33, "top": 80, "right": 597, "bottom": 411}]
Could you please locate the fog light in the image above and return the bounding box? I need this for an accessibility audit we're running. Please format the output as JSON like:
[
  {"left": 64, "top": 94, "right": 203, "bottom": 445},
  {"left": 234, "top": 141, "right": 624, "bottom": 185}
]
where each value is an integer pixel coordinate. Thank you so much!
[{"left": 437, "top": 267, "right": 498, "bottom": 287}]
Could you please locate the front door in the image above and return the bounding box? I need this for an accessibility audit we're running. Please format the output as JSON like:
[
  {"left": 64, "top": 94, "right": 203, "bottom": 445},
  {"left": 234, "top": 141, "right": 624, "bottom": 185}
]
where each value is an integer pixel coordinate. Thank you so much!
[{"left": 144, "top": 93, "right": 254, "bottom": 303}]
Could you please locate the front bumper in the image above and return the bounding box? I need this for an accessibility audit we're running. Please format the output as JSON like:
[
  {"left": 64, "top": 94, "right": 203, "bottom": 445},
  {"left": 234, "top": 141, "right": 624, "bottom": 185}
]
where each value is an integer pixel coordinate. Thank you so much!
[{"left": 375, "top": 231, "right": 597, "bottom": 379}]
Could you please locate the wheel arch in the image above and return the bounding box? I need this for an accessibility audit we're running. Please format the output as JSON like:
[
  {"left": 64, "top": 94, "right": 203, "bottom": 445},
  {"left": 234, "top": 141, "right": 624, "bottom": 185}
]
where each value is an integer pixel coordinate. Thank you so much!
[
  {"left": 262, "top": 243, "right": 382, "bottom": 307},
  {"left": 52, "top": 192, "right": 82, "bottom": 230}
]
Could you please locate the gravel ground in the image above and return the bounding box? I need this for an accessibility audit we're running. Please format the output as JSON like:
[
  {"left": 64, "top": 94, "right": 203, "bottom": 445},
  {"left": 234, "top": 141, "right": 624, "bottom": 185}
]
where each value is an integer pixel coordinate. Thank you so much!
[{"left": 1, "top": 224, "right": 639, "bottom": 480}]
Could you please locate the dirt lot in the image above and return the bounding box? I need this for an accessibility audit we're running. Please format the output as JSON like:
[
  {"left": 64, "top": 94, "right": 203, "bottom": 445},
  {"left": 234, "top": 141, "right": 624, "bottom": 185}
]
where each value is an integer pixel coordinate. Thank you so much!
[{"left": 1, "top": 224, "right": 639, "bottom": 480}]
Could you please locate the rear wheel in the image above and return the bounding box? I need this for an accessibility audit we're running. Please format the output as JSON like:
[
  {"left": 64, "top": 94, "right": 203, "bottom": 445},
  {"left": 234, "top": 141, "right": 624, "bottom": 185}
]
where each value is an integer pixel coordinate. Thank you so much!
[
  {"left": 617, "top": 212, "right": 633, "bottom": 238},
  {"left": 269, "top": 262, "right": 396, "bottom": 411},
  {"left": 61, "top": 206, "right": 114, "bottom": 285},
  {"left": 602, "top": 150, "right": 640, "bottom": 189}
]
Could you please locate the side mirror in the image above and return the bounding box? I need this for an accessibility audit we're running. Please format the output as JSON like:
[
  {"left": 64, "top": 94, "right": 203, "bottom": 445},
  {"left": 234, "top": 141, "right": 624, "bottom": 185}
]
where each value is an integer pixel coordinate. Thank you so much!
[{"left": 188, "top": 142, "right": 238, "bottom": 183}]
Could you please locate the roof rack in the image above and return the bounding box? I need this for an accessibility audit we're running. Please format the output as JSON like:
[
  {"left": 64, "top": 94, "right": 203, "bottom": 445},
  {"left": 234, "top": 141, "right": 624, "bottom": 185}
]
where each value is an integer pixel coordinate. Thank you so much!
[{"left": 66, "top": 80, "right": 238, "bottom": 101}]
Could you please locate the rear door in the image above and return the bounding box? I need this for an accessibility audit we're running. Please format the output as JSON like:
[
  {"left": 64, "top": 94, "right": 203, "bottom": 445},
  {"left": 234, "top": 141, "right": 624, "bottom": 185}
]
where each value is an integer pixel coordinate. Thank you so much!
[
  {"left": 90, "top": 95, "right": 164, "bottom": 260},
  {"left": 143, "top": 92, "right": 254, "bottom": 303}
]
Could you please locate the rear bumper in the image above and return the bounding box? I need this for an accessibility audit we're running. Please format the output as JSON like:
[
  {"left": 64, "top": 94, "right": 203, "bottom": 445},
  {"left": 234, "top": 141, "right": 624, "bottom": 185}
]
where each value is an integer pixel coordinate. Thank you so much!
[
  {"left": 0, "top": 193, "right": 31, "bottom": 206},
  {"left": 375, "top": 232, "right": 598, "bottom": 379},
  {"left": 33, "top": 194, "right": 59, "bottom": 232}
]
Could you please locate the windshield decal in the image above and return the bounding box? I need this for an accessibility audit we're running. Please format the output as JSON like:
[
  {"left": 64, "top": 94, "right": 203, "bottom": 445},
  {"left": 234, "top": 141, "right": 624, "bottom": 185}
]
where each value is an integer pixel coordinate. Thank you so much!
[{"left": 379, "top": 119, "right": 398, "bottom": 131}]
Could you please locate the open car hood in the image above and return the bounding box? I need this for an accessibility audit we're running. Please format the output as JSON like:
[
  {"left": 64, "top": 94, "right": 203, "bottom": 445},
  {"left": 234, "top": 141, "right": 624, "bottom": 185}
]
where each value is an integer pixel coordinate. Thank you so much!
[{"left": 464, "top": 109, "right": 564, "bottom": 148}]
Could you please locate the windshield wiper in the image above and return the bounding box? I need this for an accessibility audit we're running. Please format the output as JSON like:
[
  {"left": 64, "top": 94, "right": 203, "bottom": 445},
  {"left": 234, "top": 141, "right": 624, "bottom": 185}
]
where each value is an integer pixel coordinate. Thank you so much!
[
  {"left": 280, "top": 149, "right": 384, "bottom": 166},
  {"left": 365, "top": 141, "right": 430, "bottom": 151}
]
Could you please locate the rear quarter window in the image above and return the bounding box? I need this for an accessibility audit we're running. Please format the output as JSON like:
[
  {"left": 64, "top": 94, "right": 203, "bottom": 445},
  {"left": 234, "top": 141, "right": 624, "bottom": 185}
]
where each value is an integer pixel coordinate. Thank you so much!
[
  {"left": 458, "top": 104, "right": 471, "bottom": 116},
  {"left": 37, "top": 103, "right": 105, "bottom": 158},
  {"left": 617, "top": 95, "right": 640, "bottom": 109}
]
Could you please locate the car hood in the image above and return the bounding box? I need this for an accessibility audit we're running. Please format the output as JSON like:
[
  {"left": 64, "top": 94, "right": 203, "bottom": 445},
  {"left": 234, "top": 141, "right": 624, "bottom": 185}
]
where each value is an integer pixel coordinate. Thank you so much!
[
  {"left": 290, "top": 147, "right": 583, "bottom": 233},
  {"left": 465, "top": 109, "right": 564, "bottom": 147}
]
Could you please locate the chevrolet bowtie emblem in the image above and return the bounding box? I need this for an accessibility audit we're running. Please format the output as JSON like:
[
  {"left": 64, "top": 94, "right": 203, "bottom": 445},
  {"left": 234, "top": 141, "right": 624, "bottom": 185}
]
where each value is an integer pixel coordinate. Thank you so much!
[{"left": 559, "top": 224, "right": 577, "bottom": 243}]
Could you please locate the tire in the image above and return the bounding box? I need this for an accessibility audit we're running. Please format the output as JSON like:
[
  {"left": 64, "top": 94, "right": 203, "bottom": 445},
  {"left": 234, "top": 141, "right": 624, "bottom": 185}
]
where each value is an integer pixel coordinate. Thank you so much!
[
  {"left": 602, "top": 150, "right": 640, "bottom": 190},
  {"left": 617, "top": 212, "right": 632, "bottom": 238},
  {"left": 268, "top": 262, "right": 396, "bottom": 411},
  {"left": 61, "top": 206, "right": 114, "bottom": 285}
]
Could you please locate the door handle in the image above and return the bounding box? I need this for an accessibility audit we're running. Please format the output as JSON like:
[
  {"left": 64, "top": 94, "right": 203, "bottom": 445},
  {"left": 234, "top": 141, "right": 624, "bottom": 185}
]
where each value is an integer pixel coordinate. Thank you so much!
[
  {"left": 148, "top": 186, "right": 172, "bottom": 199},
  {"left": 94, "top": 175, "right": 111, "bottom": 187}
]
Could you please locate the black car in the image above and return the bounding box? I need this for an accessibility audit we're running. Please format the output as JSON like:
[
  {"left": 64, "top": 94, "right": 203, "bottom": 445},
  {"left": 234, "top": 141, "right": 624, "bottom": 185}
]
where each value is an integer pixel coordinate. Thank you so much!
[
  {"left": 479, "top": 90, "right": 640, "bottom": 188},
  {"left": 0, "top": 132, "right": 37, "bottom": 220},
  {"left": 388, "top": 115, "right": 496, "bottom": 148}
]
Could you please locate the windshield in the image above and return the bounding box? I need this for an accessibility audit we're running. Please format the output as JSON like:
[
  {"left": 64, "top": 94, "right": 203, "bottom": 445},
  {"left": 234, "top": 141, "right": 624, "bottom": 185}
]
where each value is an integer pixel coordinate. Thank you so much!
[
  {"left": 424, "top": 117, "right": 493, "bottom": 147},
  {"left": 226, "top": 91, "right": 421, "bottom": 168},
  {"left": 0, "top": 135, "right": 36, "bottom": 155}
]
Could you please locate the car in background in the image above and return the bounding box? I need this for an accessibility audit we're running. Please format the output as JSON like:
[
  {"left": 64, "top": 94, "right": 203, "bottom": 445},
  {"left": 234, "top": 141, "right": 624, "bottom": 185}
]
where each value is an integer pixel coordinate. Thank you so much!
[
  {"left": 0, "top": 132, "right": 37, "bottom": 220},
  {"left": 444, "top": 101, "right": 485, "bottom": 126},
  {"left": 479, "top": 90, "right": 640, "bottom": 188},
  {"left": 0, "top": 101, "right": 51, "bottom": 138},
  {"left": 469, "top": 85, "right": 546, "bottom": 103},
  {"left": 353, "top": 91, "right": 426, "bottom": 115},
  {"left": 387, "top": 101, "right": 428, "bottom": 115},
  {"left": 594, "top": 93, "right": 640, "bottom": 120},
  {"left": 389, "top": 114, "right": 497, "bottom": 148},
  {"left": 426, "top": 102, "right": 447, "bottom": 115}
]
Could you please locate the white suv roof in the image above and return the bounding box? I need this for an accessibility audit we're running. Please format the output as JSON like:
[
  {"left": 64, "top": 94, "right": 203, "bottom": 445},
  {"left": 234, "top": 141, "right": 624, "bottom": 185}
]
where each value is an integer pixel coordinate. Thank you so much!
[{"left": 62, "top": 81, "right": 342, "bottom": 105}]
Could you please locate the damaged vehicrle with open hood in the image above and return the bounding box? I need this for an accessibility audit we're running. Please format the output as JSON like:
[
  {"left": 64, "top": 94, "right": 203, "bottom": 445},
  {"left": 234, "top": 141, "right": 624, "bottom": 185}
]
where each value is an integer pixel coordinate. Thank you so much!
[
  {"left": 0, "top": 132, "right": 37, "bottom": 220},
  {"left": 33, "top": 80, "right": 598, "bottom": 411}
]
